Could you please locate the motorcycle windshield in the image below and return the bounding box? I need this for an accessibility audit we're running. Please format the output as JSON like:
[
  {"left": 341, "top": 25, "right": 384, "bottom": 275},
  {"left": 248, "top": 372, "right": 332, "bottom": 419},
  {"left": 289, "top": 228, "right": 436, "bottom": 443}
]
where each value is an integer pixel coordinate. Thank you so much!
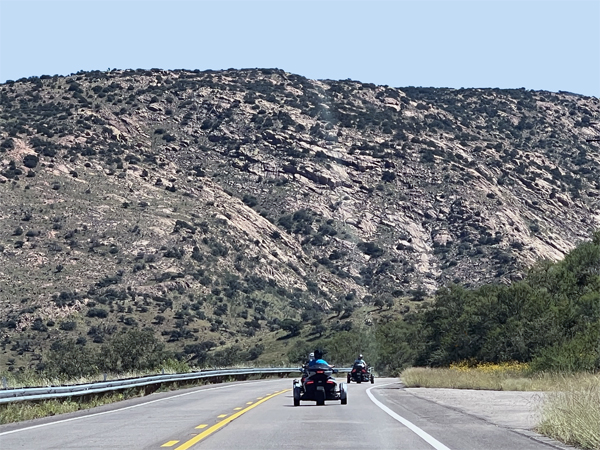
[{"left": 306, "top": 363, "right": 333, "bottom": 375}]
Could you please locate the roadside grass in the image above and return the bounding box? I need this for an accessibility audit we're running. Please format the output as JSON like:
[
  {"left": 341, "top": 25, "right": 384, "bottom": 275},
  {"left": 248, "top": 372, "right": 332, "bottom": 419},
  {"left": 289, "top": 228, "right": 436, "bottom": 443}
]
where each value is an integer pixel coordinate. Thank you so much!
[
  {"left": 537, "top": 376, "right": 600, "bottom": 450},
  {"left": 0, "top": 391, "right": 128, "bottom": 424},
  {"left": 401, "top": 364, "right": 600, "bottom": 450},
  {"left": 401, "top": 361, "right": 540, "bottom": 390},
  {"left": 0, "top": 361, "right": 189, "bottom": 390}
]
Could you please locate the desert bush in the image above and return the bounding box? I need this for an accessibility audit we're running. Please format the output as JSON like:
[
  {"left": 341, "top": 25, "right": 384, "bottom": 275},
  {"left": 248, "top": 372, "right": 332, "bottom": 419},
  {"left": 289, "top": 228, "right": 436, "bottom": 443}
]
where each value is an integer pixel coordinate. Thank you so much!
[
  {"left": 242, "top": 194, "right": 258, "bottom": 207},
  {"left": 208, "top": 345, "right": 248, "bottom": 367},
  {"left": 1, "top": 138, "right": 15, "bottom": 150},
  {"left": 52, "top": 291, "right": 80, "bottom": 307},
  {"left": 87, "top": 307, "right": 108, "bottom": 318},
  {"left": 59, "top": 321, "right": 77, "bottom": 331},
  {"left": 31, "top": 318, "right": 48, "bottom": 332},
  {"left": 381, "top": 171, "right": 396, "bottom": 182},
  {"left": 98, "top": 328, "right": 169, "bottom": 373},
  {"left": 22, "top": 154, "right": 39, "bottom": 168},
  {"left": 357, "top": 241, "right": 384, "bottom": 257}
]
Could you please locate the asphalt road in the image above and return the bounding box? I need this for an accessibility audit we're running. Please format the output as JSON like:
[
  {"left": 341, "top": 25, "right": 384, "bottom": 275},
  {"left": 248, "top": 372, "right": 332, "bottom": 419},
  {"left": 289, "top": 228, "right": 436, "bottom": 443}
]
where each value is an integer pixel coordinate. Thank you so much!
[{"left": 0, "top": 377, "right": 568, "bottom": 450}]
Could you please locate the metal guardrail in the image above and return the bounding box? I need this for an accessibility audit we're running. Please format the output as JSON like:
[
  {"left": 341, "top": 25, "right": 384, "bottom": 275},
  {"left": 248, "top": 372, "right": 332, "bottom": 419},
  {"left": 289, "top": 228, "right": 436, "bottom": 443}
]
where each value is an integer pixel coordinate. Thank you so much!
[{"left": 0, "top": 367, "right": 352, "bottom": 404}]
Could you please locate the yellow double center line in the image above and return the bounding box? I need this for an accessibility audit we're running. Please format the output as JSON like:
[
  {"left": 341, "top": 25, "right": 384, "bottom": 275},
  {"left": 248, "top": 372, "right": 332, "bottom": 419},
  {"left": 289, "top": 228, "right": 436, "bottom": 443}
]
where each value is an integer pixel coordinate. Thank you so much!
[{"left": 174, "top": 389, "right": 289, "bottom": 450}]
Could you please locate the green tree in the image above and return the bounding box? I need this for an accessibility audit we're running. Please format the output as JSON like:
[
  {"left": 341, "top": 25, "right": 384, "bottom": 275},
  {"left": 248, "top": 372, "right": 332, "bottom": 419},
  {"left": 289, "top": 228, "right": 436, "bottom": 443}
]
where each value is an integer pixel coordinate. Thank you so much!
[
  {"left": 46, "top": 339, "right": 98, "bottom": 378},
  {"left": 99, "top": 328, "right": 168, "bottom": 372},
  {"left": 280, "top": 319, "right": 304, "bottom": 337}
]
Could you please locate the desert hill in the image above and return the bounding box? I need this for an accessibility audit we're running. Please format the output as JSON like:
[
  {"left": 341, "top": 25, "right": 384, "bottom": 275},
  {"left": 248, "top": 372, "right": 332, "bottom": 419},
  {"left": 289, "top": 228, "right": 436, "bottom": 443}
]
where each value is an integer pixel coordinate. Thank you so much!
[{"left": 0, "top": 68, "right": 598, "bottom": 372}]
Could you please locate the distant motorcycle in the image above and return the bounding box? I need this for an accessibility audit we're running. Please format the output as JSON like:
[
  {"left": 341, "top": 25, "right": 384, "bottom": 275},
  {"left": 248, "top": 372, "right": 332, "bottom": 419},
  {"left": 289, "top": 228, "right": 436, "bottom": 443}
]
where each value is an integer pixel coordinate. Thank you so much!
[
  {"left": 347, "top": 363, "right": 374, "bottom": 384},
  {"left": 293, "top": 363, "right": 347, "bottom": 406}
]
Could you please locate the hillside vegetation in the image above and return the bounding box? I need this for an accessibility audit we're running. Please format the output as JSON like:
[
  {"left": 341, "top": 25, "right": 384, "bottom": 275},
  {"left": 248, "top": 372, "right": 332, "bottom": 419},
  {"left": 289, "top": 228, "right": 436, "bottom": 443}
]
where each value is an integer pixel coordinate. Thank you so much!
[
  {"left": 294, "top": 232, "right": 600, "bottom": 374},
  {"left": 0, "top": 68, "right": 598, "bottom": 375}
]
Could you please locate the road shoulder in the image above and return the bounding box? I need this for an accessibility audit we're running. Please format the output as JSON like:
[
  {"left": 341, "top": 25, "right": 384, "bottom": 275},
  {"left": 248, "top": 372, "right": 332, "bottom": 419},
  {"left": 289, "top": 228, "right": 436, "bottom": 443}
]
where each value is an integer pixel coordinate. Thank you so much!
[{"left": 404, "top": 387, "right": 579, "bottom": 450}]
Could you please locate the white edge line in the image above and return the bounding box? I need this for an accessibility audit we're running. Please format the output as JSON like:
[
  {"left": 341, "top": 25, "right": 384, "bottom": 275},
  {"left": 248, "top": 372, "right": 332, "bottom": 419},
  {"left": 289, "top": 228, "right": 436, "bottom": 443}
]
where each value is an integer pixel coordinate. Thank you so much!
[
  {"left": 0, "top": 378, "right": 284, "bottom": 436},
  {"left": 366, "top": 382, "right": 452, "bottom": 450}
]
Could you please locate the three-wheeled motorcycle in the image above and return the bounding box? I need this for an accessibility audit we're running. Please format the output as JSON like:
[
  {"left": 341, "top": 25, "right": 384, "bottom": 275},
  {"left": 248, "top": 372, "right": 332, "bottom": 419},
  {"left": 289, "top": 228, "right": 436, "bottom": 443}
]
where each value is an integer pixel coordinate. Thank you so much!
[
  {"left": 347, "top": 363, "right": 374, "bottom": 384},
  {"left": 293, "top": 363, "right": 347, "bottom": 406}
]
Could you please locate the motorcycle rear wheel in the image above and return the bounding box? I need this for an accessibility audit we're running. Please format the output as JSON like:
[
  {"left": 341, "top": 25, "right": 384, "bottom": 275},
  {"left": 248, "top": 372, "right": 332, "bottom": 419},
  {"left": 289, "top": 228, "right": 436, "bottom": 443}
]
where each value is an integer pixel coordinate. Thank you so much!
[{"left": 316, "top": 390, "right": 325, "bottom": 406}]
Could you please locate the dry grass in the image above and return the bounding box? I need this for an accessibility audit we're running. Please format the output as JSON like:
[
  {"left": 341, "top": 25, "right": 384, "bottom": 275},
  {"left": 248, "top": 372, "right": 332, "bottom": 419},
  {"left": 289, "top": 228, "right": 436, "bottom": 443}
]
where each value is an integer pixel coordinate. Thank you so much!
[
  {"left": 401, "top": 364, "right": 600, "bottom": 450},
  {"left": 401, "top": 361, "right": 539, "bottom": 390},
  {"left": 537, "top": 376, "right": 600, "bottom": 450},
  {"left": 0, "top": 366, "right": 185, "bottom": 390},
  {"left": 0, "top": 392, "right": 127, "bottom": 424}
]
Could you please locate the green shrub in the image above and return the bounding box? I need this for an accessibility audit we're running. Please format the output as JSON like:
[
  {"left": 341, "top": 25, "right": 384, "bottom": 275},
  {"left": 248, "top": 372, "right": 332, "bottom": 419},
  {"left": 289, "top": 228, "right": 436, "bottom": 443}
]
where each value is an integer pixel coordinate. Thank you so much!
[
  {"left": 381, "top": 171, "right": 396, "bottom": 182},
  {"left": 357, "top": 241, "right": 384, "bottom": 257},
  {"left": 23, "top": 154, "right": 39, "bottom": 168},
  {"left": 87, "top": 307, "right": 108, "bottom": 318},
  {"left": 242, "top": 194, "right": 258, "bottom": 207},
  {"left": 280, "top": 319, "right": 303, "bottom": 337},
  {"left": 98, "top": 328, "right": 169, "bottom": 373},
  {"left": 59, "top": 321, "right": 77, "bottom": 331},
  {"left": 46, "top": 339, "right": 98, "bottom": 378},
  {"left": 531, "top": 326, "right": 600, "bottom": 372}
]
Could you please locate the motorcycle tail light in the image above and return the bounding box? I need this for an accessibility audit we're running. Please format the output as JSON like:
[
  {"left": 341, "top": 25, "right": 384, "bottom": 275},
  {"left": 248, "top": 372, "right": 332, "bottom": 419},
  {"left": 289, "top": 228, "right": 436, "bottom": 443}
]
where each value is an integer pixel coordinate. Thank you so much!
[
  {"left": 306, "top": 380, "right": 314, "bottom": 384},
  {"left": 327, "top": 380, "right": 335, "bottom": 384},
  {"left": 316, "top": 370, "right": 324, "bottom": 374}
]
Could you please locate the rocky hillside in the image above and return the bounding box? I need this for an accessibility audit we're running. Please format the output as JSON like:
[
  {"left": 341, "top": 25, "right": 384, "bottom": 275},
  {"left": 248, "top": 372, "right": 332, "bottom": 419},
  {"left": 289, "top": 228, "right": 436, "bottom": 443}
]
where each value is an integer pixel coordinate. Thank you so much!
[{"left": 0, "top": 68, "right": 598, "bottom": 371}]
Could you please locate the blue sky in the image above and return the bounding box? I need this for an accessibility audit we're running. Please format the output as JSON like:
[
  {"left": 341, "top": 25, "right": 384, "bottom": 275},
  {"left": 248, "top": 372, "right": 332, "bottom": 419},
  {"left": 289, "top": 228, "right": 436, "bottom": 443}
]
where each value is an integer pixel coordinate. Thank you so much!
[{"left": 1, "top": 0, "right": 598, "bottom": 96}]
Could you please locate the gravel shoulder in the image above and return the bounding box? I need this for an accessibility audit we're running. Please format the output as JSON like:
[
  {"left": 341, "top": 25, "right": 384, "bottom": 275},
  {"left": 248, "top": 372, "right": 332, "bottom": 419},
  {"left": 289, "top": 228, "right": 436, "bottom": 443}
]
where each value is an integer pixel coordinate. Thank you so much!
[
  {"left": 404, "top": 388, "right": 580, "bottom": 450},
  {"left": 405, "top": 388, "right": 544, "bottom": 430}
]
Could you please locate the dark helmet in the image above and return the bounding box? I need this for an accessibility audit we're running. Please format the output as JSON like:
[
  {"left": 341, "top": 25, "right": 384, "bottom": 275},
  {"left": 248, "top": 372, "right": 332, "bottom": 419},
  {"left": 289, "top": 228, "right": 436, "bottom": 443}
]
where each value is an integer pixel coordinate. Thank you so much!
[{"left": 314, "top": 349, "right": 323, "bottom": 360}]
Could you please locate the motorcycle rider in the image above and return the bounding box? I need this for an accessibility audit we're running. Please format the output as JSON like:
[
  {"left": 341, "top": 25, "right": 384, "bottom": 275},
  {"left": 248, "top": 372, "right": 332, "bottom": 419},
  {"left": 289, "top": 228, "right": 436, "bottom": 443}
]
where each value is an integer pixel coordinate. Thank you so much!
[
  {"left": 301, "top": 352, "right": 315, "bottom": 383},
  {"left": 308, "top": 349, "right": 331, "bottom": 368},
  {"left": 350, "top": 354, "right": 368, "bottom": 382},
  {"left": 354, "top": 354, "right": 366, "bottom": 369}
]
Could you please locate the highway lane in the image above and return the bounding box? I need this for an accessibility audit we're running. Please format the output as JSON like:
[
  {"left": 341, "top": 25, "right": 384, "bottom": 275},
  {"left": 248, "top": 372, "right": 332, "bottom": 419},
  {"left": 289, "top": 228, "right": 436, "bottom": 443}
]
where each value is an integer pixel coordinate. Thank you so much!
[
  {"left": 197, "top": 377, "right": 433, "bottom": 450},
  {"left": 0, "top": 377, "right": 564, "bottom": 450},
  {"left": 189, "top": 379, "right": 559, "bottom": 450},
  {"left": 0, "top": 378, "right": 291, "bottom": 450}
]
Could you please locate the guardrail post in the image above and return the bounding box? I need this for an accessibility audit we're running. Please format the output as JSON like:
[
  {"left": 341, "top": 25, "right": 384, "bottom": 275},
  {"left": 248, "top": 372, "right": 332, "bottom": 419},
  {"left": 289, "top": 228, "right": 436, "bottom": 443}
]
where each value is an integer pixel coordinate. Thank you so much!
[
  {"left": 2, "top": 377, "right": 7, "bottom": 389},
  {"left": 103, "top": 373, "right": 107, "bottom": 382}
]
